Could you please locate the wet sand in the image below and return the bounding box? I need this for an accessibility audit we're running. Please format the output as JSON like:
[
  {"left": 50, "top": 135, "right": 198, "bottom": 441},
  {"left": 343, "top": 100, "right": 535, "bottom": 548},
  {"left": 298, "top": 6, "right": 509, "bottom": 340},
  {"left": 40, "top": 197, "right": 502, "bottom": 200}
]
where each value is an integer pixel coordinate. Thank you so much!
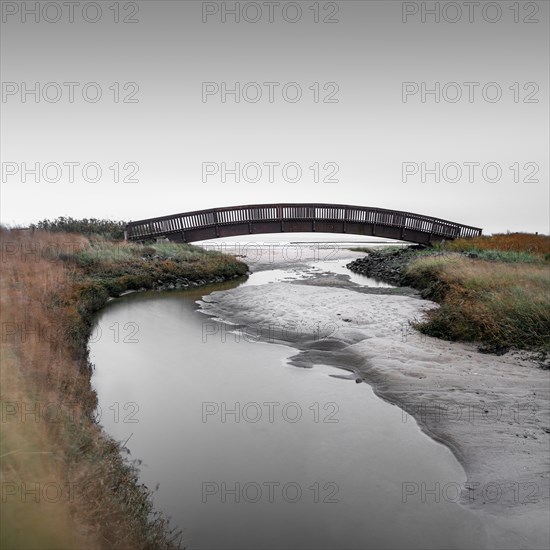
[{"left": 199, "top": 269, "right": 550, "bottom": 550}]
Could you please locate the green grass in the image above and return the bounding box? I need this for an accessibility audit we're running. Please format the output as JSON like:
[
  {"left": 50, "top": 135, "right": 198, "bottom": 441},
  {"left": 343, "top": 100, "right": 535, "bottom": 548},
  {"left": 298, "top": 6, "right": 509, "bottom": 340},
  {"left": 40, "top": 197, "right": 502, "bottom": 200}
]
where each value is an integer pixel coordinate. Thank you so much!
[
  {"left": 31, "top": 217, "right": 126, "bottom": 240},
  {"left": 68, "top": 239, "right": 211, "bottom": 265},
  {"left": 428, "top": 245, "right": 543, "bottom": 264},
  {"left": 404, "top": 253, "right": 550, "bottom": 355},
  {"left": 55, "top": 239, "right": 248, "bottom": 357}
]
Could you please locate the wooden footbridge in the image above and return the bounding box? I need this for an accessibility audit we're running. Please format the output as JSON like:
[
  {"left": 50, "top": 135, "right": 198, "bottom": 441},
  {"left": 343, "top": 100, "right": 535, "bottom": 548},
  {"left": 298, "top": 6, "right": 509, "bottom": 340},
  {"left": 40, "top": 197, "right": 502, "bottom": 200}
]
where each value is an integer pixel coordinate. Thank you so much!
[{"left": 125, "top": 203, "right": 482, "bottom": 245}]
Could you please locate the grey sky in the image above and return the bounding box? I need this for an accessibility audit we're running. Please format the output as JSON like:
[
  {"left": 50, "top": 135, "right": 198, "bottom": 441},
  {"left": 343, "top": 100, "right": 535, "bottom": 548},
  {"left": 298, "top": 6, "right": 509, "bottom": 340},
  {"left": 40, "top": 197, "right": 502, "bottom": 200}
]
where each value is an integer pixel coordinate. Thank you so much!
[{"left": 1, "top": 0, "right": 548, "bottom": 234}]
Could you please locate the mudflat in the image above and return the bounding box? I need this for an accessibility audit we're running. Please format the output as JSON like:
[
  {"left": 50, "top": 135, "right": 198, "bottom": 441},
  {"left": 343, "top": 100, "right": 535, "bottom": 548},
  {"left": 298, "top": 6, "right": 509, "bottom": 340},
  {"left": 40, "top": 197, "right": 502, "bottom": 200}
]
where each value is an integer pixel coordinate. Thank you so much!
[{"left": 199, "top": 275, "right": 550, "bottom": 550}]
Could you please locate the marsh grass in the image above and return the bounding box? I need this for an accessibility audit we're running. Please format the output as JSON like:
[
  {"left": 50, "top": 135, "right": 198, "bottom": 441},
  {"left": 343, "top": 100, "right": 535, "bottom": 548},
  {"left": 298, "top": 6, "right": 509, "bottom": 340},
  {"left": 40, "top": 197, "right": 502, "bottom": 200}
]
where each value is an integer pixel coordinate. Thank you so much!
[
  {"left": 404, "top": 236, "right": 550, "bottom": 354},
  {"left": 444, "top": 232, "right": 550, "bottom": 260},
  {"left": 1, "top": 228, "right": 247, "bottom": 548},
  {"left": 71, "top": 239, "right": 209, "bottom": 265},
  {"left": 31, "top": 217, "right": 126, "bottom": 240}
]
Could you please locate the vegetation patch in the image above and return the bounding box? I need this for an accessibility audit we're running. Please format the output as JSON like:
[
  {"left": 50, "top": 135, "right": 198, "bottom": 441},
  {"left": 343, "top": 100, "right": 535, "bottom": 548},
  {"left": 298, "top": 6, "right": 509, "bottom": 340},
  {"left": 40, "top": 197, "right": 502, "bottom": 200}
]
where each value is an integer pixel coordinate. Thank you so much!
[
  {"left": 31, "top": 217, "right": 127, "bottom": 241},
  {"left": 347, "top": 234, "right": 550, "bottom": 359},
  {"left": 404, "top": 256, "right": 550, "bottom": 355},
  {"left": 1, "top": 227, "right": 248, "bottom": 548},
  {"left": 443, "top": 233, "right": 550, "bottom": 258}
]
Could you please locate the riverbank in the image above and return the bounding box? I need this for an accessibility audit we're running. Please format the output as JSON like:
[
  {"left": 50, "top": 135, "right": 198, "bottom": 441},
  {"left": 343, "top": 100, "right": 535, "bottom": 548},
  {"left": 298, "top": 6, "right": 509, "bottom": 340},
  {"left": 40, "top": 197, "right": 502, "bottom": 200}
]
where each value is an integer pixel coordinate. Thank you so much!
[
  {"left": 347, "top": 235, "right": 550, "bottom": 359},
  {"left": 0, "top": 229, "right": 247, "bottom": 549},
  {"left": 198, "top": 248, "right": 550, "bottom": 550}
]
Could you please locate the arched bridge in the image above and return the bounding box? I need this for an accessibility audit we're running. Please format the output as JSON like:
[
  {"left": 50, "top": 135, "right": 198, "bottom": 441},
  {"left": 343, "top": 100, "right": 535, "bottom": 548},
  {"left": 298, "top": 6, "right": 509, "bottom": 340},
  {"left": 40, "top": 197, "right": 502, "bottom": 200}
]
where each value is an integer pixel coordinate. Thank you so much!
[{"left": 125, "top": 203, "right": 482, "bottom": 245}]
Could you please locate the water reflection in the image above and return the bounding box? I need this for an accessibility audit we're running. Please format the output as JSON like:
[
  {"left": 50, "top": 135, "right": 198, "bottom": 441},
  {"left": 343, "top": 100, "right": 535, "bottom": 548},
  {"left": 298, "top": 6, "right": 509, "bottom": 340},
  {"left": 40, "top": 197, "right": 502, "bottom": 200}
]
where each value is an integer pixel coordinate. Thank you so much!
[{"left": 90, "top": 288, "right": 487, "bottom": 550}]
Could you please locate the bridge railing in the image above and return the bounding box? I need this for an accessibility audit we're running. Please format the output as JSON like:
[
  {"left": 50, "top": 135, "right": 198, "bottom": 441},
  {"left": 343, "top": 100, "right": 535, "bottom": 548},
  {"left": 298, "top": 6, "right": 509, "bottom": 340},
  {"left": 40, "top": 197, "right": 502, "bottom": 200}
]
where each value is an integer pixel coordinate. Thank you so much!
[{"left": 126, "top": 203, "right": 482, "bottom": 241}]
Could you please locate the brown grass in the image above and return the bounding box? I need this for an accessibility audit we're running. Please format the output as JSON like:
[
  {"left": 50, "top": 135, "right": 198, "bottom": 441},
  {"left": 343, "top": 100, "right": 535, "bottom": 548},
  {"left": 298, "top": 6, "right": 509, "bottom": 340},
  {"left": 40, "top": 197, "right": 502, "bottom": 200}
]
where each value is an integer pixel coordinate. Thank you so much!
[
  {"left": 1, "top": 229, "right": 194, "bottom": 548},
  {"left": 445, "top": 232, "right": 550, "bottom": 257},
  {"left": 405, "top": 251, "right": 550, "bottom": 354},
  {"left": 1, "top": 230, "right": 97, "bottom": 547}
]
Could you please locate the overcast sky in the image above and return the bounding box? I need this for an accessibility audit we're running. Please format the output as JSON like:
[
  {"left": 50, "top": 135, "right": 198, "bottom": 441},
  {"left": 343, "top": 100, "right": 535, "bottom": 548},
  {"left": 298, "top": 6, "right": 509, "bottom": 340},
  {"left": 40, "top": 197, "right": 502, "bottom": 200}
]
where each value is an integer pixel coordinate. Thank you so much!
[{"left": 1, "top": 0, "right": 548, "bottom": 234}]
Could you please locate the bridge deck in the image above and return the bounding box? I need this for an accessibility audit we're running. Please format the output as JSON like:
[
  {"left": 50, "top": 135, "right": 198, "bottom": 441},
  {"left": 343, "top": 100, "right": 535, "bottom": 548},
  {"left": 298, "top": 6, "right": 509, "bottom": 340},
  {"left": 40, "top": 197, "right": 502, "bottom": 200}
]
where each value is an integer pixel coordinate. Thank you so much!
[{"left": 125, "top": 203, "right": 482, "bottom": 245}]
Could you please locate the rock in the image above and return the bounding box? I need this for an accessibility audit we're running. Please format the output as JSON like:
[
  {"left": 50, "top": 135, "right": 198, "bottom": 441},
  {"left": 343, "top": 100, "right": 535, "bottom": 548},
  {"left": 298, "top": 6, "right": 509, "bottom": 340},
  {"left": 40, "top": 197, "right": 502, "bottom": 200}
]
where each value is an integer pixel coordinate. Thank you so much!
[{"left": 346, "top": 248, "right": 418, "bottom": 286}]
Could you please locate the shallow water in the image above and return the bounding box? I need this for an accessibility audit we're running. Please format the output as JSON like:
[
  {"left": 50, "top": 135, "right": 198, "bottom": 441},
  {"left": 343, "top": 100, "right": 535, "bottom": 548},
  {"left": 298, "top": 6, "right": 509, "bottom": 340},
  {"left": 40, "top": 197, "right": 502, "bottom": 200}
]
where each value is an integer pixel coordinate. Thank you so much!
[{"left": 90, "top": 269, "right": 490, "bottom": 549}]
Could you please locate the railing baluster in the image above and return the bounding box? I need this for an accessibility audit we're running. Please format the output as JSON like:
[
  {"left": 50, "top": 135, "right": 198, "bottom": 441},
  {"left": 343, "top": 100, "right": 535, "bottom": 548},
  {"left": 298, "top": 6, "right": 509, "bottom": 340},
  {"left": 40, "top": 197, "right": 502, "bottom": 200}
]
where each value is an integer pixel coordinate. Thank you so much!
[{"left": 126, "top": 204, "right": 482, "bottom": 243}]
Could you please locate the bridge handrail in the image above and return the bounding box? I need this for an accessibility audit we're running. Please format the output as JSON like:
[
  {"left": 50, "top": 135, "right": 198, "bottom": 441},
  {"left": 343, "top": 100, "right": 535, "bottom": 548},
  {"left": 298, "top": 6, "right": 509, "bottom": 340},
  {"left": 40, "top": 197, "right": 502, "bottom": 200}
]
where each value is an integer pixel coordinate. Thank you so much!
[{"left": 126, "top": 203, "right": 482, "bottom": 241}]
